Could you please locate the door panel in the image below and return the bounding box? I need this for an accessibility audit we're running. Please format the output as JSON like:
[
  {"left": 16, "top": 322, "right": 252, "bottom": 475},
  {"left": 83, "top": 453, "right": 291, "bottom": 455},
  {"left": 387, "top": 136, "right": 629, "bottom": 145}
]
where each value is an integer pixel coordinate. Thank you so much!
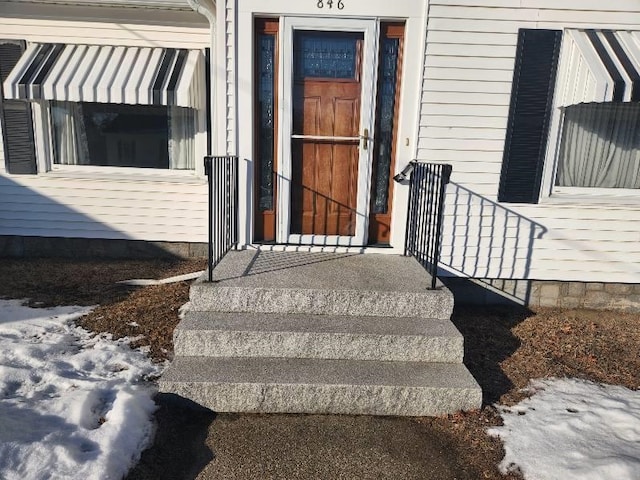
[
  {"left": 291, "top": 70, "right": 361, "bottom": 236},
  {"left": 278, "top": 18, "right": 378, "bottom": 246},
  {"left": 291, "top": 140, "right": 359, "bottom": 236},
  {"left": 290, "top": 31, "right": 362, "bottom": 238}
]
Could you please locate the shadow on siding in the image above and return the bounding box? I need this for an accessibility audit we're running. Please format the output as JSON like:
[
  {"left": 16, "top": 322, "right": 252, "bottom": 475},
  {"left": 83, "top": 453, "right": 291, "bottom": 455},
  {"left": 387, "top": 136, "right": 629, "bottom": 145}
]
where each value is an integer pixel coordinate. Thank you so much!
[
  {"left": 0, "top": 175, "right": 202, "bottom": 260},
  {"left": 438, "top": 182, "right": 547, "bottom": 305}
]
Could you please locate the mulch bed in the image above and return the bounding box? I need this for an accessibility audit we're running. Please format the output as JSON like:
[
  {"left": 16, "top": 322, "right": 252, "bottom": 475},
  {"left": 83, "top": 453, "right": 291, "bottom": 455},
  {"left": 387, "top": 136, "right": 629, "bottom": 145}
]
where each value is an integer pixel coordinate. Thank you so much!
[
  {"left": 420, "top": 304, "right": 640, "bottom": 479},
  {"left": 0, "top": 257, "right": 206, "bottom": 360},
  {"left": 1, "top": 258, "right": 638, "bottom": 479}
]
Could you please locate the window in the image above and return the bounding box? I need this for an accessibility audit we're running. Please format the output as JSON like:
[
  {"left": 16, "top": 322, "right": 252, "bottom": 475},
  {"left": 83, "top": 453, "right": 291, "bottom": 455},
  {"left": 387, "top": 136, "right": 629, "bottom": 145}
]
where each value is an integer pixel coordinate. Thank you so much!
[
  {"left": 499, "top": 28, "right": 640, "bottom": 203},
  {"left": 50, "top": 102, "right": 196, "bottom": 170},
  {"left": 294, "top": 31, "right": 361, "bottom": 80},
  {"left": 555, "top": 102, "right": 640, "bottom": 191},
  {"left": 254, "top": 18, "right": 278, "bottom": 242},
  {"left": 3, "top": 42, "right": 205, "bottom": 175}
]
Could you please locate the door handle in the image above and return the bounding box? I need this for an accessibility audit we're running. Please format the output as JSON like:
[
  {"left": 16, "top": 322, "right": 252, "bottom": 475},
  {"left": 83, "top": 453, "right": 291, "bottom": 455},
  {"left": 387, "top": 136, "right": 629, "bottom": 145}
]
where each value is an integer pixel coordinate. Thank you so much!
[{"left": 361, "top": 128, "right": 369, "bottom": 150}]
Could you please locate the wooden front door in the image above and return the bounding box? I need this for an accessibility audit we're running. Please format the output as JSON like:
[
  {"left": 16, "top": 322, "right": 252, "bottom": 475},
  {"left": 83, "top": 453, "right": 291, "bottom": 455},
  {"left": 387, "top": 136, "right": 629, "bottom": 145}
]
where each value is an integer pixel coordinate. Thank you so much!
[
  {"left": 291, "top": 31, "right": 362, "bottom": 237},
  {"left": 278, "top": 18, "right": 377, "bottom": 246}
]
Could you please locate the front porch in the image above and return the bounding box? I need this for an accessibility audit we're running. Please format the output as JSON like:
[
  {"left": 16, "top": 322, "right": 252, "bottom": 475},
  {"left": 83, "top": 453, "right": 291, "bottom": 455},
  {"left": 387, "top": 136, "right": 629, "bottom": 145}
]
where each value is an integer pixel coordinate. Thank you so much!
[{"left": 159, "top": 249, "right": 481, "bottom": 416}]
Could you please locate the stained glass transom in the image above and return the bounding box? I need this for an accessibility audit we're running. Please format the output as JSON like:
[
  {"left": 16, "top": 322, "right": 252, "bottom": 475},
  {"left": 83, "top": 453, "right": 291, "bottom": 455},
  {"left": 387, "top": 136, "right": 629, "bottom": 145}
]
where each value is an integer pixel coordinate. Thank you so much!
[
  {"left": 295, "top": 31, "right": 361, "bottom": 79},
  {"left": 372, "top": 37, "right": 400, "bottom": 214},
  {"left": 258, "top": 34, "right": 275, "bottom": 211}
]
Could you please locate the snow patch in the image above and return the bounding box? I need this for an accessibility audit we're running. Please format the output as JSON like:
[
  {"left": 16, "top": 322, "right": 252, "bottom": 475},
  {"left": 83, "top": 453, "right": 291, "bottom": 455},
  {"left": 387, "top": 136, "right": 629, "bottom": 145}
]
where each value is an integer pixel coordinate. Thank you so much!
[
  {"left": 489, "top": 378, "right": 640, "bottom": 480},
  {"left": 0, "top": 299, "right": 162, "bottom": 480}
]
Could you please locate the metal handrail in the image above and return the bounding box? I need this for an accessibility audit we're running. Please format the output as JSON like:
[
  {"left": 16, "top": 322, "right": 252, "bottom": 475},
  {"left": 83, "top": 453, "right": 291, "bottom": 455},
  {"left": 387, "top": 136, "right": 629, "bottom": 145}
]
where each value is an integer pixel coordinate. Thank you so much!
[
  {"left": 404, "top": 162, "right": 452, "bottom": 290},
  {"left": 205, "top": 155, "right": 239, "bottom": 282}
]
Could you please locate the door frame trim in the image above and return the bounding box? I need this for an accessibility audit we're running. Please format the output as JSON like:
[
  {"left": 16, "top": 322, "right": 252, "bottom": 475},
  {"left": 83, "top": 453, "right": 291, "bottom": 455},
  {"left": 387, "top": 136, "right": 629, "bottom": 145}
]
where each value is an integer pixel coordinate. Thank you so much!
[{"left": 277, "top": 16, "right": 379, "bottom": 246}]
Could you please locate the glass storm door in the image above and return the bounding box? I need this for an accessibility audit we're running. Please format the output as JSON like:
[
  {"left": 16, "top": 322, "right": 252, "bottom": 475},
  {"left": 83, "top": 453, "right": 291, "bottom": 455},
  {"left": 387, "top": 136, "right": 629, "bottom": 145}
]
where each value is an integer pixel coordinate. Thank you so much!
[{"left": 278, "top": 18, "right": 378, "bottom": 246}]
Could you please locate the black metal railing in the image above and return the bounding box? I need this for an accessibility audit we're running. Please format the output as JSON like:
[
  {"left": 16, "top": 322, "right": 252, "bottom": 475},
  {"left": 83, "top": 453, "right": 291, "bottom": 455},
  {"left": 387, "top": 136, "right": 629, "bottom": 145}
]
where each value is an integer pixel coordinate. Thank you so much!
[
  {"left": 205, "top": 155, "right": 239, "bottom": 282},
  {"left": 404, "top": 162, "right": 452, "bottom": 290}
]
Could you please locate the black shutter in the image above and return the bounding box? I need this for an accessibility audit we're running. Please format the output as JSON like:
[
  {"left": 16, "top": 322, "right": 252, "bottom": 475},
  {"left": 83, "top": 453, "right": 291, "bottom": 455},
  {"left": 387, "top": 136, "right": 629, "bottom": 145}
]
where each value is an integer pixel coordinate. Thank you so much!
[
  {"left": 0, "top": 40, "right": 37, "bottom": 175},
  {"left": 498, "top": 29, "right": 561, "bottom": 203}
]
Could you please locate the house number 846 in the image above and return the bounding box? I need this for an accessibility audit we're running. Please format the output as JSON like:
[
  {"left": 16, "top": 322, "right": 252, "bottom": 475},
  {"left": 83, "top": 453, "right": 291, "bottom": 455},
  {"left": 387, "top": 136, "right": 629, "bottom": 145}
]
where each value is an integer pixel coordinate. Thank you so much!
[{"left": 317, "top": 0, "right": 344, "bottom": 9}]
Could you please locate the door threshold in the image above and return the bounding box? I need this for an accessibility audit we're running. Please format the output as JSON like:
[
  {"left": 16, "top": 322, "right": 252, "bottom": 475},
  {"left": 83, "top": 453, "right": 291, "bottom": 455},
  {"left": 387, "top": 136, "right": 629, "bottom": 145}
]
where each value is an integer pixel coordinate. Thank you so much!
[{"left": 247, "top": 244, "right": 404, "bottom": 255}]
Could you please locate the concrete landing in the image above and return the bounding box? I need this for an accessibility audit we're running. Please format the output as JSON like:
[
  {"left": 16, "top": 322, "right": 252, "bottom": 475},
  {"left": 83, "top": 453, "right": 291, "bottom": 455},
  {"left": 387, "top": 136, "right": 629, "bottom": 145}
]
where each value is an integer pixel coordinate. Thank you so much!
[
  {"left": 190, "top": 251, "right": 454, "bottom": 319},
  {"left": 206, "top": 250, "right": 435, "bottom": 291}
]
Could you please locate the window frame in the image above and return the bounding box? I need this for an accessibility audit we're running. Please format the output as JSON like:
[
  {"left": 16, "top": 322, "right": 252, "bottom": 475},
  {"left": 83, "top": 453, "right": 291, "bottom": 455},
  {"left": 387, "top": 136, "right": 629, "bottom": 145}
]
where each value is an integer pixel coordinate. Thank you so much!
[
  {"left": 542, "top": 102, "right": 640, "bottom": 204},
  {"left": 32, "top": 99, "right": 207, "bottom": 180},
  {"left": 539, "top": 30, "right": 640, "bottom": 204}
]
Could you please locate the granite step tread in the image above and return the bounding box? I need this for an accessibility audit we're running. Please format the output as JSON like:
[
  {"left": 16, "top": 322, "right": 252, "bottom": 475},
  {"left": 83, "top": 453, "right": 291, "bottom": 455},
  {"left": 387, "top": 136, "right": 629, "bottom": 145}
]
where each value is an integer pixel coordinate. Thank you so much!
[
  {"left": 159, "top": 356, "right": 482, "bottom": 416},
  {"left": 174, "top": 311, "right": 463, "bottom": 362},
  {"left": 189, "top": 284, "right": 453, "bottom": 319},
  {"left": 189, "top": 251, "right": 454, "bottom": 319},
  {"left": 178, "top": 311, "right": 460, "bottom": 336}
]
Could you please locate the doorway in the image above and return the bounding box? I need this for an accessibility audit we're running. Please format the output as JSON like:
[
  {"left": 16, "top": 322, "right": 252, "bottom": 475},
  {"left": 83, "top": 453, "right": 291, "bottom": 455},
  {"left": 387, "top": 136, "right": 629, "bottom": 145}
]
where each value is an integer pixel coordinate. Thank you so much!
[{"left": 254, "top": 17, "right": 403, "bottom": 247}]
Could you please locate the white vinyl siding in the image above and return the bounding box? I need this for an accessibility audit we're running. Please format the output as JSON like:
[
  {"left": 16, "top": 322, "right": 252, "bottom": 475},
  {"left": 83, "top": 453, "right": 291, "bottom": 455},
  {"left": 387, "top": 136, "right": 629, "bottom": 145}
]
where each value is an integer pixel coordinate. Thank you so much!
[
  {"left": 0, "top": 4, "right": 210, "bottom": 244},
  {"left": 420, "top": 0, "right": 640, "bottom": 283},
  {"left": 0, "top": 3, "right": 209, "bottom": 48},
  {"left": 224, "top": 0, "right": 237, "bottom": 155},
  {"left": 13, "top": 0, "right": 194, "bottom": 9},
  {"left": 0, "top": 172, "right": 208, "bottom": 242}
]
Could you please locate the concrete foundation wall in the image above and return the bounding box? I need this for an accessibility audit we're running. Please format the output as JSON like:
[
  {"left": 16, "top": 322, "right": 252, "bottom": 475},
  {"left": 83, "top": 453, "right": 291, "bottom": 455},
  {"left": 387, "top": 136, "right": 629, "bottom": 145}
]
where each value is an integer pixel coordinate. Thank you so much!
[{"left": 444, "top": 277, "right": 640, "bottom": 313}]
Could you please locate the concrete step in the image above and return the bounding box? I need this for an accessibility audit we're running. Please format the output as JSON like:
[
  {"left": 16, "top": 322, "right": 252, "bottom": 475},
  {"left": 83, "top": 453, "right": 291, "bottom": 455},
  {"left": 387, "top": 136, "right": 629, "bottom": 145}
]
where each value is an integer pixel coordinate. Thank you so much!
[
  {"left": 174, "top": 311, "right": 464, "bottom": 362},
  {"left": 189, "top": 284, "right": 453, "bottom": 319},
  {"left": 189, "top": 251, "right": 454, "bottom": 319},
  {"left": 158, "top": 356, "right": 482, "bottom": 416}
]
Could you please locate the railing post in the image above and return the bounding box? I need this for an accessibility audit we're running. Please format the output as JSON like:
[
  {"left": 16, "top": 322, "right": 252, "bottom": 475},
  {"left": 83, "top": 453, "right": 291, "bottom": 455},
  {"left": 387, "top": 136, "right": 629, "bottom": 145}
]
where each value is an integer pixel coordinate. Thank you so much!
[
  {"left": 430, "top": 165, "right": 451, "bottom": 289},
  {"left": 404, "top": 161, "right": 417, "bottom": 257},
  {"left": 404, "top": 162, "right": 452, "bottom": 290},
  {"left": 204, "top": 155, "right": 239, "bottom": 283},
  {"left": 204, "top": 156, "right": 213, "bottom": 282},
  {"left": 232, "top": 156, "right": 239, "bottom": 247}
]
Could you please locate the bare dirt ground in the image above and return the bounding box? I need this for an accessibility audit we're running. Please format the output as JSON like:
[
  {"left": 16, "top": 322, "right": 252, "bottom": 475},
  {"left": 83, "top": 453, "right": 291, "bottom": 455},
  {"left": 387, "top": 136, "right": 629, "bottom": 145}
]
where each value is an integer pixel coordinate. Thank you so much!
[{"left": 1, "top": 258, "right": 638, "bottom": 479}]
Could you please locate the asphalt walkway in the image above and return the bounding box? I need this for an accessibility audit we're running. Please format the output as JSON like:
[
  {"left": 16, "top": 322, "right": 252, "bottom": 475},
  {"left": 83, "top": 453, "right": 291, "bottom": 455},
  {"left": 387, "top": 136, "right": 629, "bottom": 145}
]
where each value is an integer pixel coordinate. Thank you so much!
[
  {"left": 127, "top": 396, "right": 483, "bottom": 480},
  {"left": 196, "top": 413, "right": 475, "bottom": 480}
]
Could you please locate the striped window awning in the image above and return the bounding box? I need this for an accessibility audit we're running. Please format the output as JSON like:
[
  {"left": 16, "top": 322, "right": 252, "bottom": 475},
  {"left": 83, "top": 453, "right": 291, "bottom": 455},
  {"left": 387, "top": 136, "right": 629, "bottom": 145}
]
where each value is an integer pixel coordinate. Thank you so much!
[
  {"left": 2, "top": 43, "right": 205, "bottom": 109},
  {"left": 556, "top": 30, "right": 640, "bottom": 107}
]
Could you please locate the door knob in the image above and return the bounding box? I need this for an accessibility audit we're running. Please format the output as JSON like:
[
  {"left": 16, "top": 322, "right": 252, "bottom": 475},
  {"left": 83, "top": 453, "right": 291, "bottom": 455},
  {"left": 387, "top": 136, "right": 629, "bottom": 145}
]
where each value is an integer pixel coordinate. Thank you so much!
[{"left": 362, "top": 128, "right": 369, "bottom": 150}]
